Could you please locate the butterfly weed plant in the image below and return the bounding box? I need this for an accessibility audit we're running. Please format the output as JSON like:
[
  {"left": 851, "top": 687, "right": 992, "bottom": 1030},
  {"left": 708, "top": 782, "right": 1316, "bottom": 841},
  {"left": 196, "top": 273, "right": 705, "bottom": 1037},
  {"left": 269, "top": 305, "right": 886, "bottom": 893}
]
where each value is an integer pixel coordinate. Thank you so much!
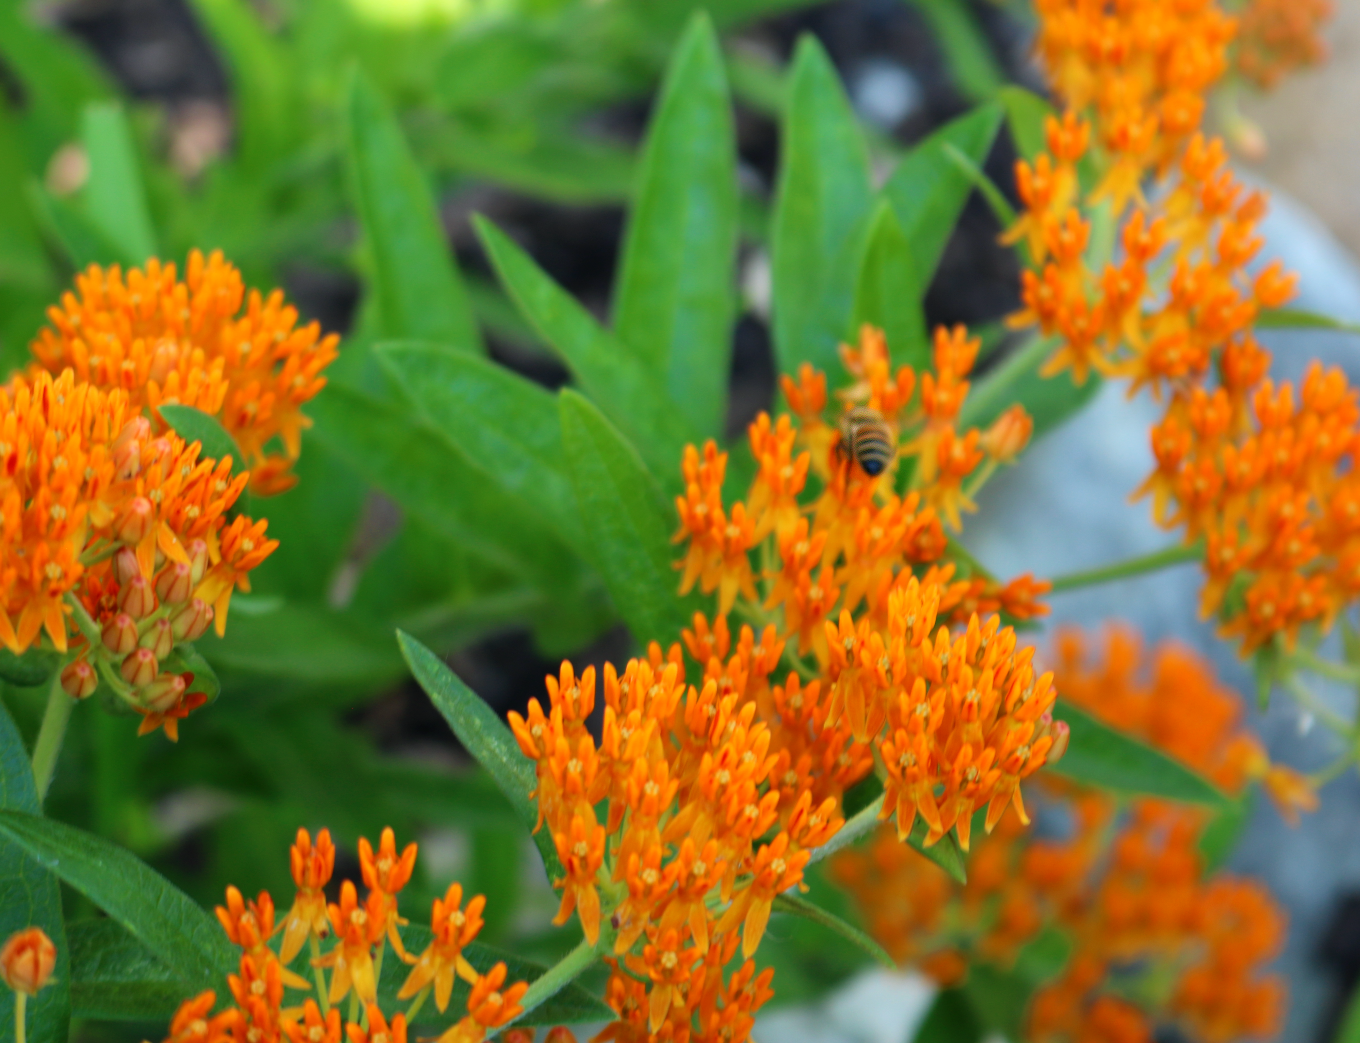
[{"left": 0, "top": 0, "right": 1350, "bottom": 1042}]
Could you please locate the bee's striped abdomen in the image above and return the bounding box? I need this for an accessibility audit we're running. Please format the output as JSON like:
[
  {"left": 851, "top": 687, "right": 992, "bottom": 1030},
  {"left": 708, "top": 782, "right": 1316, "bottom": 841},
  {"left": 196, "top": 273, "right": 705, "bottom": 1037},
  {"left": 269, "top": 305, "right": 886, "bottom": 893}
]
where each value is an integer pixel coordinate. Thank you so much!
[{"left": 843, "top": 407, "right": 893, "bottom": 477}]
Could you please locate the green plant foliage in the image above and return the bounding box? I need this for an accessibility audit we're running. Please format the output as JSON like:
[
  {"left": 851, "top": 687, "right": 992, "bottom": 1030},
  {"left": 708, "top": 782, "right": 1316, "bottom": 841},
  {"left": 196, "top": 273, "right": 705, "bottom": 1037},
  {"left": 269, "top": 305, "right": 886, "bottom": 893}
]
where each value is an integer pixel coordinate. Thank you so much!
[
  {"left": 158, "top": 405, "right": 245, "bottom": 475},
  {"left": 80, "top": 102, "right": 158, "bottom": 266},
  {"left": 852, "top": 201, "right": 929, "bottom": 371},
  {"left": 66, "top": 919, "right": 198, "bottom": 1022},
  {"left": 770, "top": 892, "right": 895, "bottom": 968}
]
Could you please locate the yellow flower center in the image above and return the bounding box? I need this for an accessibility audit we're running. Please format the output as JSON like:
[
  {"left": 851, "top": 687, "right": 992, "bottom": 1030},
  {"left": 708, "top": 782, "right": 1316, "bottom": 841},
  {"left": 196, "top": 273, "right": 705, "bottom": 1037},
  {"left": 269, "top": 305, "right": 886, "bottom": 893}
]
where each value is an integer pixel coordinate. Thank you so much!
[
  {"left": 573, "top": 841, "right": 589, "bottom": 858},
  {"left": 309, "top": 1027, "right": 325, "bottom": 1042},
  {"left": 772, "top": 858, "right": 786, "bottom": 875},
  {"left": 251, "top": 980, "right": 266, "bottom": 997},
  {"left": 351, "top": 909, "right": 367, "bottom": 927},
  {"left": 642, "top": 868, "right": 659, "bottom": 886},
  {"left": 660, "top": 952, "right": 678, "bottom": 970}
]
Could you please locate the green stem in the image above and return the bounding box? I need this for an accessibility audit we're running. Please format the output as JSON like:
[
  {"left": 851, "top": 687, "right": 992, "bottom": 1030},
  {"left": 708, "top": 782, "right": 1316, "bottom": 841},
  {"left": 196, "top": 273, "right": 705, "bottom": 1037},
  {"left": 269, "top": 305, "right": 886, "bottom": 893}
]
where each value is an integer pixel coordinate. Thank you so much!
[
  {"left": 806, "top": 794, "right": 885, "bottom": 867},
  {"left": 405, "top": 984, "right": 431, "bottom": 1023},
  {"left": 502, "top": 932, "right": 601, "bottom": 1031},
  {"left": 1309, "top": 751, "right": 1355, "bottom": 789},
  {"left": 31, "top": 672, "right": 74, "bottom": 802},
  {"left": 1282, "top": 674, "right": 1353, "bottom": 739},
  {"left": 957, "top": 334, "right": 1057, "bottom": 432},
  {"left": 1290, "top": 647, "right": 1360, "bottom": 686},
  {"left": 63, "top": 592, "right": 102, "bottom": 646},
  {"left": 14, "top": 991, "right": 25, "bottom": 1043},
  {"left": 309, "top": 935, "right": 329, "bottom": 1015},
  {"left": 962, "top": 458, "right": 998, "bottom": 502},
  {"left": 1048, "top": 543, "right": 1201, "bottom": 593}
]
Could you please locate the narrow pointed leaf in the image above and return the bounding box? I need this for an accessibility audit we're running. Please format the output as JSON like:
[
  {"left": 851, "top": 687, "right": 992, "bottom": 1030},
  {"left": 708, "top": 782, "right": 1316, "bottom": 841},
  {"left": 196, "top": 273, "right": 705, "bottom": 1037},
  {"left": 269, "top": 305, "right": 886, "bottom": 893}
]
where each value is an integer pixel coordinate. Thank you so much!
[
  {"left": 0, "top": 703, "right": 70, "bottom": 1043},
  {"left": 771, "top": 892, "right": 895, "bottom": 968},
  {"left": 378, "top": 343, "right": 585, "bottom": 554},
  {"left": 67, "top": 919, "right": 193, "bottom": 1021},
  {"left": 477, "top": 215, "right": 695, "bottom": 484},
  {"left": 771, "top": 34, "right": 874, "bottom": 378},
  {"left": 396, "top": 630, "right": 563, "bottom": 879},
  {"left": 1257, "top": 307, "right": 1360, "bottom": 335},
  {"left": 0, "top": 810, "right": 235, "bottom": 987},
  {"left": 347, "top": 71, "right": 481, "bottom": 352},
  {"left": 1049, "top": 700, "right": 1228, "bottom": 805},
  {"left": 852, "top": 201, "right": 928, "bottom": 370},
  {"left": 559, "top": 389, "right": 701, "bottom": 649},
  {"left": 158, "top": 404, "right": 244, "bottom": 475},
  {"left": 882, "top": 103, "right": 1003, "bottom": 289},
  {"left": 613, "top": 12, "right": 737, "bottom": 437},
  {"left": 80, "top": 101, "right": 157, "bottom": 265},
  {"left": 998, "top": 85, "right": 1053, "bottom": 160}
]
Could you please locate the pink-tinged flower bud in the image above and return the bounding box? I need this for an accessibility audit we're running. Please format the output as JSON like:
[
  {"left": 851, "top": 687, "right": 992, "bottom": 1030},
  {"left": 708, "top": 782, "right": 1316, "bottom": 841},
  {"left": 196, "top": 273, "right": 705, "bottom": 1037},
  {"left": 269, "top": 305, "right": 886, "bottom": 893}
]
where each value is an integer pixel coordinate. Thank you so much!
[
  {"left": 60, "top": 660, "right": 98, "bottom": 700},
  {"left": 117, "top": 575, "right": 156, "bottom": 620},
  {"left": 140, "top": 673, "right": 186, "bottom": 713},
  {"left": 112, "top": 417, "right": 151, "bottom": 479},
  {"left": 545, "top": 1028, "right": 580, "bottom": 1043},
  {"left": 114, "top": 547, "right": 141, "bottom": 585},
  {"left": 187, "top": 539, "right": 209, "bottom": 585},
  {"left": 120, "top": 648, "right": 158, "bottom": 688},
  {"left": 0, "top": 927, "right": 56, "bottom": 995},
  {"left": 101, "top": 613, "right": 138, "bottom": 655},
  {"left": 140, "top": 618, "right": 175, "bottom": 660},
  {"left": 171, "top": 598, "right": 213, "bottom": 641},
  {"left": 155, "top": 562, "right": 193, "bottom": 605},
  {"left": 115, "top": 497, "right": 154, "bottom": 545},
  {"left": 1047, "top": 720, "right": 1070, "bottom": 765}
]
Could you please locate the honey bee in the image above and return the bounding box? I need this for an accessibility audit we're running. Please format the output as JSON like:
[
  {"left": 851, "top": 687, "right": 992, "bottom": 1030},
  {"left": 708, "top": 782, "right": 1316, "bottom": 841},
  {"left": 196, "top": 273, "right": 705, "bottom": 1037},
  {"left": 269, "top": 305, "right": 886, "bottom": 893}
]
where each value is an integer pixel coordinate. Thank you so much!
[{"left": 839, "top": 406, "right": 894, "bottom": 477}]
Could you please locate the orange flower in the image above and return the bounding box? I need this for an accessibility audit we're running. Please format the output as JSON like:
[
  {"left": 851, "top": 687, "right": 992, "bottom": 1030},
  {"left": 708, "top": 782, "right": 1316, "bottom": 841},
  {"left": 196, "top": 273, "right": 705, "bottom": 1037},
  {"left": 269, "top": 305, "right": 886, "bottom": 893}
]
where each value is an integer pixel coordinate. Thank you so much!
[
  {"left": 345, "top": 1004, "right": 407, "bottom": 1043},
  {"left": 0, "top": 927, "right": 56, "bottom": 996},
  {"left": 399, "top": 883, "right": 485, "bottom": 1012},
  {"left": 160, "top": 991, "right": 239, "bottom": 1043},
  {"left": 552, "top": 814, "right": 605, "bottom": 945},
  {"left": 434, "top": 964, "right": 528, "bottom": 1043},
  {"left": 314, "top": 881, "right": 385, "bottom": 1006},
  {"left": 358, "top": 827, "right": 417, "bottom": 959},
  {"left": 281, "top": 828, "right": 335, "bottom": 964},
  {"left": 282, "top": 1000, "right": 341, "bottom": 1043}
]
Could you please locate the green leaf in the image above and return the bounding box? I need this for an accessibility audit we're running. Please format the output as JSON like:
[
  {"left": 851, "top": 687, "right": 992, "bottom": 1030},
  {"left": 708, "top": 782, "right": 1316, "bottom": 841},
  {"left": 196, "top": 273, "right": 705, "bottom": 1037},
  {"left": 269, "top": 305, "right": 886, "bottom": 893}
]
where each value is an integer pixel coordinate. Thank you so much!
[
  {"left": 378, "top": 925, "right": 612, "bottom": 1026},
  {"left": 961, "top": 962, "right": 1033, "bottom": 1040},
  {"left": 67, "top": 918, "right": 188, "bottom": 1021},
  {"left": 1335, "top": 967, "right": 1360, "bottom": 1043},
  {"left": 613, "top": 12, "right": 738, "bottom": 438},
  {"left": 1258, "top": 307, "right": 1360, "bottom": 335},
  {"left": 914, "top": 989, "right": 983, "bottom": 1043},
  {"left": 852, "top": 201, "right": 928, "bottom": 371},
  {"left": 80, "top": 101, "right": 157, "bottom": 265},
  {"left": 771, "top": 34, "right": 874, "bottom": 378},
  {"left": 1049, "top": 700, "right": 1228, "bottom": 806},
  {"left": 347, "top": 71, "right": 481, "bottom": 353},
  {"left": 905, "top": 0, "right": 1003, "bottom": 102},
  {"left": 559, "top": 389, "right": 701, "bottom": 650},
  {"left": 0, "top": 810, "right": 235, "bottom": 987},
  {"left": 158, "top": 404, "right": 244, "bottom": 474},
  {"left": 1200, "top": 789, "right": 1254, "bottom": 872},
  {"left": 0, "top": 701, "right": 70, "bottom": 1043},
  {"left": 205, "top": 604, "right": 405, "bottom": 687},
  {"left": 309, "top": 383, "right": 577, "bottom": 589},
  {"left": 998, "top": 85, "right": 1053, "bottom": 160},
  {"left": 377, "top": 343, "right": 585, "bottom": 555},
  {"left": 959, "top": 334, "right": 1101, "bottom": 440},
  {"left": 396, "top": 630, "right": 564, "bottom": 880},
  {"left": 805, "top": 785, "right": 967, "bottom": 884},
  {"left": 883, "top": 103, "right": 1004, "bottom": 291},
  {"left": 28, "top": 183, "right": 127, "bottom": 269},
  {"left": 476, "top": 216, "right": 695, "bottom": 484},
  {"left": 161, "top": 644, "right": 221, "bottom": 704},
  {"left": 771, "top": 892, "right": 895, "bottom": 968},
  {"left": 0, "top": 647, "right": 60, "bottom": 687}
]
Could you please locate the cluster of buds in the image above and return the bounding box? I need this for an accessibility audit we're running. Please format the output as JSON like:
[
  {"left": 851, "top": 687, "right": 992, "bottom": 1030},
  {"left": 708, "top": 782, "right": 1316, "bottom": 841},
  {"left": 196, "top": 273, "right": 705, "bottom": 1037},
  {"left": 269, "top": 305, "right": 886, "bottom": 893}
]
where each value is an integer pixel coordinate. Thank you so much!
[
  {"left": 833, "top": 627, "right": 1295, "bottom": 1043},
  {"left": 163, "top": 827, "right": 574, "bottom": 1043}
]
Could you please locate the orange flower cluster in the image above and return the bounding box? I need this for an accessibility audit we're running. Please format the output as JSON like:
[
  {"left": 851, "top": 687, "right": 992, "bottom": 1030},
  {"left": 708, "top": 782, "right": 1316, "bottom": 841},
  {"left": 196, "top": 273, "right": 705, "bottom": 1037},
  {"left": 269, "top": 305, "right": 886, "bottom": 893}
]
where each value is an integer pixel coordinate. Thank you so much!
[
  {"left": 31, "top": 252, "right": 337, "bottom": 496},
  {"left": 161, "top": 826, "right": 572, "bottom": 1043},
  {"left": 834, "top": 627, "right": 1293, "bottom": 1043},
  {"left": 1012, "top": 0, "right": 1360, "bottom": 656},
  {"left": 673, "top": 323, "right": 1064, "bottom": 854},
  {"left": 0, "top": 367, "right": 274, "bottom": 738},
  {"left": 1235, "top": 0, "right": 1332, "bottom": 90}
]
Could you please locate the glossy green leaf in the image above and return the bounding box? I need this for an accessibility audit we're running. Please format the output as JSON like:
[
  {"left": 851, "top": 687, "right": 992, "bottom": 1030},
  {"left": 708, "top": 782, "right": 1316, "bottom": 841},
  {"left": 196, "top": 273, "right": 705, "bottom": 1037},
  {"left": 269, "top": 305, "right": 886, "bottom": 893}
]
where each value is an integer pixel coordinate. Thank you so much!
[
  {"left": 1050, "top": 700, "right": 1228, "bottom": 805},
  {"left": 905, "top": 0, "right": 1003, "bottom": 102},
  {"left": 67, "top": 918, "right": 189, "bottom": 1021},
  {"left": 347, "top": 71, "right": 481, "bottom": 353},
  {"left": 852, "top": 201, "right": 928, "bottom": 370},
  {"left": 883, "top": 103, "right": 1003, "bottom": 290},
  {"left": 0, "top": 702, "right": 70, "bottom": 1043},
  {"left": 378, "top": 924, "right": 612, "bottom": 1026},
  {"left": 559, "top": 389, "right": 700, "bottom": 649},
  {"left": 80, "top": 102, "right": 157, "bottom": 266},
  {"left": 377, "top": 343, "right": 585, "bottom": 554},
  {"left": 0, "top": 647, "right": 60, "bottom": 687},
  {"left": 309, "top": 383, "right": 576, "bottom": 589},
  {"left": 1258, "top": 307, "right": 1360, "bottom": 335},
  {"left": 771, "top": 34, "right": 874, "bottom": 378},
  {"left": 613, "top": 12, "right": 737, "bottom": 437},
  {"left": 0, "top": 810, "right": 235, "bottom": 987},
  {"left": 476, "top": 216, "right": 695, "bottom": 484},
  {"left": 396, "top": 630, "right": 563, "bottom": 880},
  {"left": 914, "top": 989, "right": 984, "bottom": 1043},
  {"left": 771, "top": 892, "right": 895, "bottom": 968},
  {"left": 158, "top": 404, "right": 244, "bottom": 474}
]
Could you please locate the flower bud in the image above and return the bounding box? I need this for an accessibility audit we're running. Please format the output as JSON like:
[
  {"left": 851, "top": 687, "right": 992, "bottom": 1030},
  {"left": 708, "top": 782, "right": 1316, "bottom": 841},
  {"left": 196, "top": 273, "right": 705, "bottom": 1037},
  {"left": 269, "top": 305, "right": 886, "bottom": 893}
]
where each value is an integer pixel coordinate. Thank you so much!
[
  {"left": 0, "top": 927, "right": 56, "bottom": 996},
  {"left": 981, "top": 405, "right": 1034, "bottom": 464},
  {"left": 545, "top": 1029, "right": 580, "bottom": 1043},
  {"left": 60, "top": 660, "right": 98, "bottom": 700},
  {"left": 101, "top": 613, "right": 138, "bottom": 655},
  {"left": 140, "top": 618, "right": 175, "bottom": 660},
  {"left": 155, "top": 561, "right": 193, "bottom": 606},
  {"left": 501, "top": 1031, "right": 536, "bottom": 1043},
  {"left": 115, "top": 497, "right": 154, "bottom": 545},
  {"left": 171, "top": 598, "right": 213, "bottom": 642},
  {"left": 114, "top": 547, "right": 141, "bottom": 585},
  {"left": 112, "top": 417, "right": 150, "bottom": 479},
  {"left": 1046, "top": 720, "right": 1070, "bottom": 765},
  {"left": 117, "top": 575, "right": 156, "bottom": 620},
  {"left": 140, "top": 672, "right": 187, "bottom": 713},
  {"left": 186, "top": 539, "right": 209, "bottom": 585},
  {"left": 120, "top": 648, "right": 158, "bottom": 688}
]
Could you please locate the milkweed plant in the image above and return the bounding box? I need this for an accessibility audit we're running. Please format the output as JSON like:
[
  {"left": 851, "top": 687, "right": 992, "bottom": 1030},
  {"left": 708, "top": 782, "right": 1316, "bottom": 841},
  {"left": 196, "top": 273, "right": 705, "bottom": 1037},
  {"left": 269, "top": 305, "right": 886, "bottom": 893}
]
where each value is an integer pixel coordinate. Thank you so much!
[{"left": 0, "top": 0, "right": 1349, "bottom": 1042}]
